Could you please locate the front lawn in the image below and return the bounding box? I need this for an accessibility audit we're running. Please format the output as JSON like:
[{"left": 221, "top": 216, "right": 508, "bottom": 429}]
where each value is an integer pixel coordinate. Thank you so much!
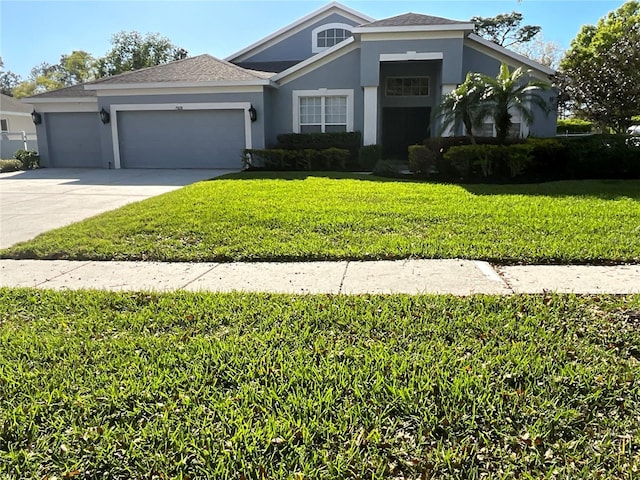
[
  {"left": 2, "top": 173, "right": 639, "bottom": 263},
  {"left": 1, "top": 289, "right": 638, "bottom": 478}
]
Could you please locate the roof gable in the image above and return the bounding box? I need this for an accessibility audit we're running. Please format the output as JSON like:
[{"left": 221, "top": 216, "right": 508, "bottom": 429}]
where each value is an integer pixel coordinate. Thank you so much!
[{"left": 225, "top": 1, "right": 374, "bottom": 63}]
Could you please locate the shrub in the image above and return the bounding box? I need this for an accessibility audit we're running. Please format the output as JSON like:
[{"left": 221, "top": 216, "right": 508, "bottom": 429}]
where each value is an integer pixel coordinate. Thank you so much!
[
  {"left": 243, "top": 148, "right": 350, "bottom": 171},
  {"left": 443, "top": 144, "right": 534, "bottom": 180},
  {"left": 14, "top": 149, "right": 39, "bottom": 170},
  {"left": 0, "top": 159, "right": 23, "bottom": 173},
  {"left": 525, "top": 138, "right": 568, "bottom": 180},
  {"left": 408, "top": 144, "right": 436, "bottom": 176},
  {"left": 559, "top": 134, "right": 640, "bottom": 179},
  {"left": 276, "top": 132, "right": 361, "bottom": 165},
  {"left": 556, "top": 118, "right": 593, "bottom": 134},
  {"left": 358, "top": 144, "right": 382, "bottom": 171}
]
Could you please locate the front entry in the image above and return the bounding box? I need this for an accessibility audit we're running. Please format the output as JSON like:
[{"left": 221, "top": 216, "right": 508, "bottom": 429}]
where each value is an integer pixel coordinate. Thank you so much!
[{"left": 381, "top": 107, "right": 430, "bottom": 159}]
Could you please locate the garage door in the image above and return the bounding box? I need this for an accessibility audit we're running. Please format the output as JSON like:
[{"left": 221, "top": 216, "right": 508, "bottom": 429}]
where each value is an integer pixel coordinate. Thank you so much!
[
  {"left": 46, "top": 112, "right": 102, "bottom": 168},
  {"left": 117, "top": 109, "right": 245, "bottom": 169}
]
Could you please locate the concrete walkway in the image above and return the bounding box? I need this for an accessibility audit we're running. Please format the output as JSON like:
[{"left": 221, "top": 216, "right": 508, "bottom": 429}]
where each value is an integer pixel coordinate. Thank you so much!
[
  {"left": 0, "top": 168, "right": 233, "bottom": 248},
  {"left": 1, "top": 259, "right": 638, "bottom": 295}
]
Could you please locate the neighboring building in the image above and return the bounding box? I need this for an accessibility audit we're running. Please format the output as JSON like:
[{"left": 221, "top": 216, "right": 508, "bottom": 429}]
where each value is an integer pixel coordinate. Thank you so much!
[
  {"left": 24, "top": 1, "right": 557, "bottom": 169},
  {"left": 1, "top": 94, "right": 38, "bottom": 158}
]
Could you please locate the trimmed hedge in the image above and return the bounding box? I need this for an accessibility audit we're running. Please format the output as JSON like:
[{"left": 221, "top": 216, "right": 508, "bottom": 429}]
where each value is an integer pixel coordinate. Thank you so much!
[
  {"left": 14, "top": 149, "right": 40, "bottom": 170},
  {"left": 243, "top": 148, "right": 349, "bottom": 171},
  {"left": 557, "top": 118, "right": 593, "bottom": 134},
  {"left": 408, "top": 144, "right": 436, "bottom": 176},
  {"left": 426, "top": 135, "right": 639, "bottom": 182},
  {"left": 276, "top": 132, "right": 361, "bottom": 165},
  {"left": 358, "top": 144, "right": 382, "bottom": 171}
]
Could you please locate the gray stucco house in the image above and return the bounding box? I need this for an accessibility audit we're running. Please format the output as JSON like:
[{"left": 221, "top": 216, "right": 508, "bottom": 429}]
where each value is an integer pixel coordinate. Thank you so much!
[{"left": 26, "top": 1, "right": 557, "bottom": 169}]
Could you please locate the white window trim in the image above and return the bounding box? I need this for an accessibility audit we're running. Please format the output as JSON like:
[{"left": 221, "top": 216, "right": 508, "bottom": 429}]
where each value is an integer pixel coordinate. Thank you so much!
[
  {"left": 292, "top": 89, "right": 354, "bottom": 134},
  {"left": 110, "top": 102, "right": 253, "bottom": 169},
  {"left": 312, "top": 23, "right": 354, "bottom": 53}
]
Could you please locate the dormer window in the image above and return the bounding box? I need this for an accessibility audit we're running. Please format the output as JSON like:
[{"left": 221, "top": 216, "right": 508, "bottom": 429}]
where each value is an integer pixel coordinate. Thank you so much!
[{"left": 312, "top": 23, "right": 353, "bottom": 53}]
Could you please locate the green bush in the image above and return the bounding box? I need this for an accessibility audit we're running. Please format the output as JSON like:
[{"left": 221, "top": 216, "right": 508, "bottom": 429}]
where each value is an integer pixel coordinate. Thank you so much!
[
  {"left": 525, "top": 138, "right": 568, "bottom": 179},
  {"left": 14, "top": 149, "right": 39, "bottom": 170},
  {"left": 276, "top": 132, "right": 361, "bottom": 165},
  {"left": 556, "top": 118, "right": 593, "bottom": 134},
  {"left": 357, "top": 144, "right": 382, "bottom": 171},
  {"left": 0, "top": 159, "right": 23, "bottom": 173},
  {"left": 408, "top": 144, "right": 437, "bottom": 176},
  {"left": 372, "top": 159, "right": 405, "bottom": 178},
  {"left": 443, "top": 144, "right": 534, "bottom": 180},
  {"left": 559, "top": 134, "right": 640, "bottom": 179},
  {"left": 243, "top": 148, "right": 350, "bottom": 171}
]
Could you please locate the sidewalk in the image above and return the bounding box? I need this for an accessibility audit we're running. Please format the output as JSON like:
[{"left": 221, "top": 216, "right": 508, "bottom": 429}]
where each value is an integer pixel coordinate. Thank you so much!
[{"left": 1, "top": 259, "right": 638, "bottom": 295}]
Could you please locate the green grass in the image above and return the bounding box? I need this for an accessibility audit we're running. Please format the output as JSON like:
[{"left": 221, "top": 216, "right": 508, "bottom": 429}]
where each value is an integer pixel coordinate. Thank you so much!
[
  {"left": 1, "top": 289, "right": 639, "bottom": 478},
  {"left": 2, "top": 173, "right": 640, "bottom": 264}
]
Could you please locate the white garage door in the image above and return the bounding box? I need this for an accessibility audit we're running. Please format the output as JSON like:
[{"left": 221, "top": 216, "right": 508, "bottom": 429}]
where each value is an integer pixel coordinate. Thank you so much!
[{"left": 117, "top": 109, "right": 246, "bottom": 169}]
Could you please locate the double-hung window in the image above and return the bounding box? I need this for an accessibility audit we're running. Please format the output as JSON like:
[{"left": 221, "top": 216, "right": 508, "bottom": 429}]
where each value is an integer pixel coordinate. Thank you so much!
[{"left": 294, "top": 89, "right": 353, "bottom": 133}]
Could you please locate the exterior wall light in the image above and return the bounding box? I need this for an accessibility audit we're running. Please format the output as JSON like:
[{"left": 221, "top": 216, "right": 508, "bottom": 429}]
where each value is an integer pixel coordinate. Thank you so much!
[
  {"left": 248, "top": 105, "right": 257, "bottom": 122},
  {"left": 31, "top": 110, "right": 42, "bottom": 125},
  {"left": 99, "top": 108, "right": 111, "bottom": 124}
]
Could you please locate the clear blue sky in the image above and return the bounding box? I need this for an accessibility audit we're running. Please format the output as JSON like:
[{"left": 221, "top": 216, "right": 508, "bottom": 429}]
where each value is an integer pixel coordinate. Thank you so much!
[{"left": 0, "top": 0, "right": 623, "bottom": 79}]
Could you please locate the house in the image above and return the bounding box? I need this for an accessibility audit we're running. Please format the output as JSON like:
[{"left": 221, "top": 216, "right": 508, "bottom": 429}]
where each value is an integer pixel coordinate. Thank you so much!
[
  {"left": 25, "top": 2, "right": 557, "bottom": 169},
  {"left": 1, "top": 94, "right": 38, "bottom": 159}
]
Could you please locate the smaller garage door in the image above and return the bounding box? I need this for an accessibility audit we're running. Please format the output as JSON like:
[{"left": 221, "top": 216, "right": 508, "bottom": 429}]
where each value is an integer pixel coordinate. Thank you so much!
[
  {"left": 117, "top": 109, "right": 245, "bottom": 169},
  {"left": 46, "top": 112, "right": 102, "bottom": 168}
]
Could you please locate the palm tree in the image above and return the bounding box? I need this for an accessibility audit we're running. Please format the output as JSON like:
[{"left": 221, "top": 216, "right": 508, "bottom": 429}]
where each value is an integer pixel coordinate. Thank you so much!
[
  {"left": 476, "top": 63, "right": 551, "bottom": 144},
  {"left": 435, "top": 73, "right": 486, "bottom": 144}
]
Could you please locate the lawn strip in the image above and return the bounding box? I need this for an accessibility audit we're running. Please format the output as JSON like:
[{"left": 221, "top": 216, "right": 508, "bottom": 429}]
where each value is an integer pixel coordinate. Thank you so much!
[
  {"left": 1, "top": 289, "right": 639, "bottom": 478},
  {"left": 1, "top": 176, "right": 639, "bottom": 264}
]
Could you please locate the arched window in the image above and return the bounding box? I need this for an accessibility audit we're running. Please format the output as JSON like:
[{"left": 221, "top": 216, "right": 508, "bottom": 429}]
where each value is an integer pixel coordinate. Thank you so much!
[{"left": 312, "top": 23, "right": 353, "bottom": 53}]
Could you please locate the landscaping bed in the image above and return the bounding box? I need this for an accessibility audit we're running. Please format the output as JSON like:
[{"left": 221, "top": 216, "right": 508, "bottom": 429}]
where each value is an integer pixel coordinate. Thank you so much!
[
  {"left": 1, "top": 174, "right": 639, "bottom": 264},
  {"left": 1, "top": 289, "right": 639, "bottom": 478}
]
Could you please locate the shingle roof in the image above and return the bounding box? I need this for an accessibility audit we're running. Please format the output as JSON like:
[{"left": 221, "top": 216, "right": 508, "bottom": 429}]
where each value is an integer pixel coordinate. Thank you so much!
[
  {"left": 25, "top": 84, "right": 97, "bottom": 99},
  {"left": 361, "top": 12, "right": 469, "bottom": 27},
  {"left": 25, "top": 54, "right": 275, "bottom": 99},
  {"left": 91, "top": 54, "right": 275, "bottom": 85},
  {"left": 1, "top": 93, "right": 38, "bottom": 111}
]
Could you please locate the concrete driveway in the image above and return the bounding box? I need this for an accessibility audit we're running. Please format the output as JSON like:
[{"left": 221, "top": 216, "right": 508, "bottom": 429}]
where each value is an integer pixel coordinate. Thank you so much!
[{"left": 0, "top": 168, "right": 234, "bottom": 248}]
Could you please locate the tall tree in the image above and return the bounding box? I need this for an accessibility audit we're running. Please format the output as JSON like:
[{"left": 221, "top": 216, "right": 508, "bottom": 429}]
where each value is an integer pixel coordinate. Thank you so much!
[
  {"left": 60, "top": 50, "right": 97, "bottom": 84},
  {"left": 559, "top": 1, "right": 640, "bottom": 132},
  {"left": 13, "top": 62, "right": 66, "bottom": 98},
  {"left": 96, "top": 31, "right": 188, "bottom": 77},
  {"left": 513, "top": 36, "right": 564, "bottom": 70},
  {"left": 0, "top": 58, "right": 22, "bottom": 96},
  {"left": 471, "top": 12, "right": 541, "bottom": 48}
]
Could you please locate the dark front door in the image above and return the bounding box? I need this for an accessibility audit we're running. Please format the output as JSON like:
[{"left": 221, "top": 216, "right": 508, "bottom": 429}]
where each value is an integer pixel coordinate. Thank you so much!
[{"left": 382, "top": 107, "right": 430, "bottom": 159}]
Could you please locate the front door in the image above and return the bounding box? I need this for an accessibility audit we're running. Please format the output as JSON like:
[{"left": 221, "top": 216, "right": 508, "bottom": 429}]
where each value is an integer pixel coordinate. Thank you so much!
[{"left": 382, "top": 107, "right": 430, "bottom": 159}]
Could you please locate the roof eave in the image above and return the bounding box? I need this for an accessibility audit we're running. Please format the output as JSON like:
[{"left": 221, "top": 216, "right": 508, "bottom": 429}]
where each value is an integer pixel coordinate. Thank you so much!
[
  {"left": 85, "top": 79, "right": 273, "bottom": 91},
  {"left": 24, "top": 96, "right": 97, "bottom": 103},
  {"left": 466, "top": 33, "right": 556, "bottom": 77}
]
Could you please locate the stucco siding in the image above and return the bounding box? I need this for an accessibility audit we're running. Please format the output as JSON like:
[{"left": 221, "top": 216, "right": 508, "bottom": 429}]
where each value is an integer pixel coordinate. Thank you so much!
[
  {"left": 267, "top": 49, "right": 362, "bottom": 145},
  {"left": 360, "top": 38, "right": 465, "bottom": 86},
  {"left": 236, "top": 13, "right": 362, "bottom": 70},
  {"left": 461, "top": 46, "right": 502, "bottom": 77},
  {"left": 44, "top": 112, "right": 102, "bottom": 167}
]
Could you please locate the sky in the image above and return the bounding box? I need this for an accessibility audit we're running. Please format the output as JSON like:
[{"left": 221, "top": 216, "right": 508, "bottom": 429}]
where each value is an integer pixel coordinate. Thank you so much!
[{"left": 0, "top": 0, "right": 625, "bottom": 79}]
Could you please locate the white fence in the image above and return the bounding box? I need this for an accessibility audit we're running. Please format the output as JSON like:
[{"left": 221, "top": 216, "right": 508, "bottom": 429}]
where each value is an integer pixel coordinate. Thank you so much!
[{"left": 1, "top": 131, "right": 38, "bottom": 159}]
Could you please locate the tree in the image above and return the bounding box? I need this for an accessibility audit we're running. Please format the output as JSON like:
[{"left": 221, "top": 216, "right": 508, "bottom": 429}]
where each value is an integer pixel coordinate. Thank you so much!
[
  {"left": 471, "top": 12, "right": 541, "bottom": 48},
  {"left": 60, "top": 50, "right": 97, "bottom": 84},
  {"left": 12, "top": 62, "right": 66, "bottom": 98},
  {"left": 512, "top": 36, "right": 564, "bottom": 70},
  {"left": 476, "top": 63, "right": 551, "bottom": 143},
  {"left": 559, "top": 1, "right": 640, "bottom": 133},
  {"left": 435, "top": 74, "right": 486, "bottom": 143},
  {"left": 0, "top": 58, "right": 21, "bottom": 96},
  {"left": 96, "top": 31, "right": 188, "bottom": 77}
]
